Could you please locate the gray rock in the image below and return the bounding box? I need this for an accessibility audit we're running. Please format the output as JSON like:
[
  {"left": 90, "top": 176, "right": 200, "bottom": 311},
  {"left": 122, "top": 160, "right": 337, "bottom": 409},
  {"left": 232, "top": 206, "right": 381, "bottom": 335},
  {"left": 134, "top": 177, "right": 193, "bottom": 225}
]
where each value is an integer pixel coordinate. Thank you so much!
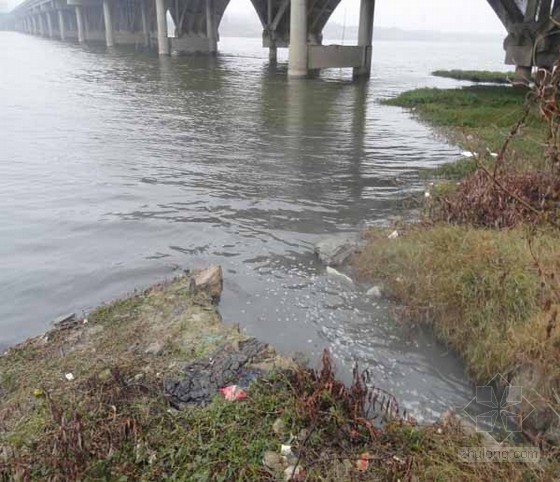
[
  {"left": 326, "top": 266, "right": 353, "bottom": 285},
  {"left": 314, "top": 234, "right": 360, "bottom": 267},
  {"left": 192, "top": 265, "right": 223, "bottom": 301},
  {"left": 272, "top": 418, "right": 286, "bottom": 436},
  {"left": 263, "top": 451, "right": 286, "bottom": 471},
  {"left": 52, "top": 313, "right": 77, "bottom": 329},
  {"left": 366, "top": 286, "right": 382, "bottom": 298}
]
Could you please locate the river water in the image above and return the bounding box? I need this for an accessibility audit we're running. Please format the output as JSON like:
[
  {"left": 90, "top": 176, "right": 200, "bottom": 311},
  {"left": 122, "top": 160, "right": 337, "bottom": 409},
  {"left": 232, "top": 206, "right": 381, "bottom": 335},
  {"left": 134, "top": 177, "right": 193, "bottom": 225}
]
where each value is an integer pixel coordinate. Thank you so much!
[{"left": 0, "top": 31, "right": 507, "bottom": 421}]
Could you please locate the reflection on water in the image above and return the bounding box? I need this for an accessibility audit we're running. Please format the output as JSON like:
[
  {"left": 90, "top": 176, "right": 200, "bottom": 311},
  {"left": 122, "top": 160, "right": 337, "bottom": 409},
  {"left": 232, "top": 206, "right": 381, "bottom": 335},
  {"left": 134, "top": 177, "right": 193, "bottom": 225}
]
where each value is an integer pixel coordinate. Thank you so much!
[{"left": 0, "top": 32, "right": 507, "bottom": 420}]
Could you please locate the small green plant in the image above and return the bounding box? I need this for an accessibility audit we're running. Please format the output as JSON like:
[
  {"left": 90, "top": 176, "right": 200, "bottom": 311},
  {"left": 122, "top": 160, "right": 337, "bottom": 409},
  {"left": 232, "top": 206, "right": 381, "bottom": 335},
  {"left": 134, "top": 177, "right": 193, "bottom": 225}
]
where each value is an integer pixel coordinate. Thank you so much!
[{"left": 421, "top": 156, "right": 479, "bottom": 179}]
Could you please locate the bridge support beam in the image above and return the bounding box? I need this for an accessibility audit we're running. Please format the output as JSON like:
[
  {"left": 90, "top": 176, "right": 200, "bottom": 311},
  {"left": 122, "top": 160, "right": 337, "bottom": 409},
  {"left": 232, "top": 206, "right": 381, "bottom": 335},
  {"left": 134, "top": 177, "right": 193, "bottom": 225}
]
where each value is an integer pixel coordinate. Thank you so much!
[
  {"left": 46, "top": 11, "right": 54, "bottom": 38},
  {"left": 140, "top": 0, "right": 150, "bottom": 47},
  {"left": 206, "top": 0, "right": 217, "bottom": 54},
  {"left": 353, "top": 0, "right": 375, "bottom": 78},
  {"left": 266, "top": 0, "right": 277, "bottom": 63},
  {"left": 102, "top": 0, "right": 115, "bottom": 47},
  {"left": 75, "top": 5, "right": 85, "bottom": 43},
  {"left": 39, "top": 13, "right": 46, "bottom": 36},
  {"left": 155, "top": 0, "right": 169, "bottom": 55},
  {"left": 58, "top": 10, "right": 66, "bottom": 40},
  {"left": 269, "top": 45, "right": 278, "bottom": 63},
  {"left": 288, "top": 0, "right": 308, "bottom": 78},
  {"left": 514, "top": 65, "right": 533, "bottom": 84}
]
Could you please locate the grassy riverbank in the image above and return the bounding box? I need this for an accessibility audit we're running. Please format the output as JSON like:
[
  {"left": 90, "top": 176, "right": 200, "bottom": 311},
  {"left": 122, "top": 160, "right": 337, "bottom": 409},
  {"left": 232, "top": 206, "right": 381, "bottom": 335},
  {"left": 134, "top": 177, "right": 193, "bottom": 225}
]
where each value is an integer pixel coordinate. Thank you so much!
[
  {"left": 354, "top": 83, "right": 560, "bottom": 456},
  {"left": 432, "top": 70, "right": 515, "bottom": 84},
  {"left": 383, "top": 86, "right": 546, "bottom": 172},
  {"left": 1, "top": 272, "right": 555, "bottom": 480}
]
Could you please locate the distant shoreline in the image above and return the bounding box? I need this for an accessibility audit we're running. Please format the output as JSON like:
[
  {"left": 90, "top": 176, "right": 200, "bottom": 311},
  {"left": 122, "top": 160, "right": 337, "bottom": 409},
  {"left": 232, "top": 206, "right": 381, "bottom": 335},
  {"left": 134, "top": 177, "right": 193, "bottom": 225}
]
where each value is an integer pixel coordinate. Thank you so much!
[{"left": 219, "top": 23, "right": 504, "bottom": 44}]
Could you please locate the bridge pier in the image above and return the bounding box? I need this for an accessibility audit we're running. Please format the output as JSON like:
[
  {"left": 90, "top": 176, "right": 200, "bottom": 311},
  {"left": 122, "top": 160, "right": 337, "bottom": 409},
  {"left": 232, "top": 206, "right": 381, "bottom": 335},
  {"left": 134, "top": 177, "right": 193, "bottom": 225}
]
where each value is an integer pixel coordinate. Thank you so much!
[
  {"left": 206, "top": 0, "right": 217, "bottom": 54},
  {"left": 488, "top": 0, "right": 560, "bottom": 74},
  {"left": 102, "top": 0, "right": 114, "bottom": 47},
  {"left": 46, "top": 11, "right": 54, "bottom": 38},
  {"left": 288, "top": 0, "right": 308, "bottom": 78},
  {"left": 75, "top": 5, "right": 85, "bottom": 43},
  {"left": 265, "top": 0, "right": 277, "bottom": 63},
  {"left": 353, "top": 0, "right": 375, "bottom": 78},
  {"left": 269, "top": 45, "right": 278, "bottom": 63},
  {"left": 514, "top": 65, "right": 533, "bottom": 84},
  {"left": 155, "top": 0, "right": 169, "bottom": 55},
  {"left": 140, "top": 0, "right": 150, "bottom": 47},
  {"left": 39, "top": 12, "right": 46, "bottom": 36},
  {"left": 58, "top": 9, "right": 66, "bottom": 40}
]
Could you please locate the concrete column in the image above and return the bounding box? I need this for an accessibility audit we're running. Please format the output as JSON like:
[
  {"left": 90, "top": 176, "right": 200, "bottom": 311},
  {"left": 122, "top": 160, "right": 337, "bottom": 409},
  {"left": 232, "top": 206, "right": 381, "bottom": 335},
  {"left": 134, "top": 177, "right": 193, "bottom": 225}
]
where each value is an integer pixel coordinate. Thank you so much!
[
  {"left": 31, "top": 15, "right": 37, "bottom": 34},
  {"left": 288, "top": 0, "right": 308, "bottom": 78},
  {"left": 102, "top": 0, "right": 115, "bottom": 47},
  {"left": 39, "top": 13, "right": 46, "bottom": 36},
  {"left": 75, "top": 5, "right": 85, "bottom": 43},
  {"left": 84, "top": 8, "right": 90, "bottom": 39},
  {"left": 140, "top": 0, "right": 150, "bottom": 47},
  {"left": 58, "top": 10, "right": 66, "bottom": 40},
  {"left": 269, "top": 45, "right": 277, "bottom": 63},
  {"left": 46, "top": 11, "right": 54, "bottom": 37},
  {"left": 514, "top": 65, "right": 532, "bottom": 85},
  {"left": 155, "top": 0, "right": 169, "bottom": 55},
  {"left": 353, "top": 0, "right": 375, "bottom": 78},
  {"left": 206, "top": 0, "right": 217, "bottom": 53},
  {"left": 266, "top": 0, "right": 277, "bottom": 63},
  {"left": 525, "top": 0, "right": 539, "bottom": 21}
]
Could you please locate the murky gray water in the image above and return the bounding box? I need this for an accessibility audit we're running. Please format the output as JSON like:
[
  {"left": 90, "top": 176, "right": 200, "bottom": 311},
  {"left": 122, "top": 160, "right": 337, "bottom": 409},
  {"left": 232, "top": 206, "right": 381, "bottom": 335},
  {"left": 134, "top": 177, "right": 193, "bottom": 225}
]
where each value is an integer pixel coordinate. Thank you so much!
[{"left": 0, "top": 31, "right": 507, "bottom": 420}]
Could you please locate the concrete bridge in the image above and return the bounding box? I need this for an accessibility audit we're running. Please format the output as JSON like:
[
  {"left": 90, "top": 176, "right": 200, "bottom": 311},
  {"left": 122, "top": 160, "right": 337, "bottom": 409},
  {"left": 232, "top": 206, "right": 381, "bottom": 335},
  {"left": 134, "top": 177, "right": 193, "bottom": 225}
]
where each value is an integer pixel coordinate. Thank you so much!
[{"left": 8, "top": 0, "right": 560, "bottom": 79}]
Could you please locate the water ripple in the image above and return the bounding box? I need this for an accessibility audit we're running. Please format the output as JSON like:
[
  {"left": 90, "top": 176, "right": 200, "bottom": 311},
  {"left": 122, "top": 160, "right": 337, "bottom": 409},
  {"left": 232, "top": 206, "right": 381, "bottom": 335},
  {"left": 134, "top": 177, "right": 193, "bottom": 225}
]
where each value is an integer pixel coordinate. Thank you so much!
[{"left": 0, "top": 32, "right": 509, "bottom": 420}]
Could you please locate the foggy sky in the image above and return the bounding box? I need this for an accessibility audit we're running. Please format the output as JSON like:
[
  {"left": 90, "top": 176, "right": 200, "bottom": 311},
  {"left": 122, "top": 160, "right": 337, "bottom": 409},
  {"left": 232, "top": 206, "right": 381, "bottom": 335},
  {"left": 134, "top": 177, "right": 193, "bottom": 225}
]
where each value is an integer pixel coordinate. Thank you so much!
[
  {"left": 7, "top": 0, "right": 506, "bottom": 34},
  {"left": 230, "top": 0, "right": 505, "bottom": 33},
  {"left": 227, "top": 0, "right": 506, "bottom": 34}
]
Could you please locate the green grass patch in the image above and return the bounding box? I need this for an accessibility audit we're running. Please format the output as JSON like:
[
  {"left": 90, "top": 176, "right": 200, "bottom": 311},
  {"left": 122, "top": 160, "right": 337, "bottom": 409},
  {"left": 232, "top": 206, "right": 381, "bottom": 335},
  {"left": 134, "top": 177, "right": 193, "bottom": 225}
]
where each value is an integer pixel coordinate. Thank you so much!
[
  {"left": 2, "top": 274, "right": 557, "bottom": 480},
  {"left": 421, "top": 156, "right": 479, "bottom": 179},
  {"left": 2, "top": 355, "right": 555, "bottom": 481},
  {"left": 383, "top": 85, "right": 547, "bottom": 172},
  {"left": 355, "top": 226, "right": 559, "bottom": 382},
  {"left": 353, "top": 225, "right": 560, "bottom": 449},
  {"left": 432, "top": 70, "right": 515, "bottom": 84}
]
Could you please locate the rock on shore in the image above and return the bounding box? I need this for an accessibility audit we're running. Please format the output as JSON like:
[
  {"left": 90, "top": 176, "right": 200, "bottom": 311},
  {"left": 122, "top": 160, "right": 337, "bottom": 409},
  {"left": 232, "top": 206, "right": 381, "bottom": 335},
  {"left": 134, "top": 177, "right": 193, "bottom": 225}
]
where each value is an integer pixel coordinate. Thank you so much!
[{"left": 314, "top": 233, "right": 362, "bottom": 267}]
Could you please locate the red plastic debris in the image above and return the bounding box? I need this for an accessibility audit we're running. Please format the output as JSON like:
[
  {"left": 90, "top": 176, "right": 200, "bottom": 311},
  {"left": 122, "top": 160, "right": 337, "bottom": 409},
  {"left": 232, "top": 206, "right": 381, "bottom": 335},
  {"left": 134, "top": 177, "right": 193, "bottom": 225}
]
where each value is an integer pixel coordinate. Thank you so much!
[
  {"left": 356, "top": 452, "right": 370, "bottom": 471},
  {"left": 219, "top": 385, "right": 247, "bottom": 401}
]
